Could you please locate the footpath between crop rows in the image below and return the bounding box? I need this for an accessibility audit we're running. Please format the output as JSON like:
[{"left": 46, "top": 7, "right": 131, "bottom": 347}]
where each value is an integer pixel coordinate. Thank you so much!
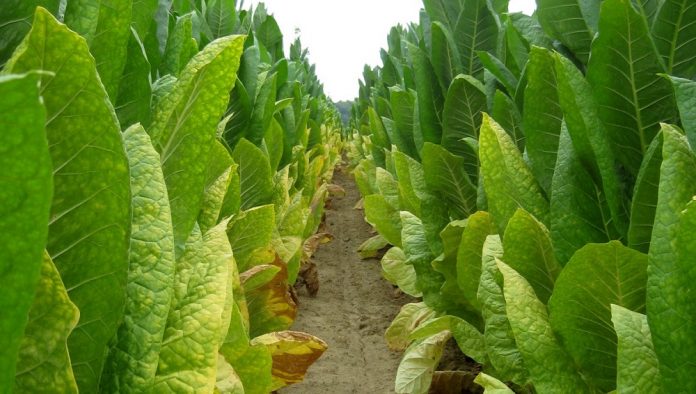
[{"left": 283, "top": 166, "right": 411, "bottom": 393}]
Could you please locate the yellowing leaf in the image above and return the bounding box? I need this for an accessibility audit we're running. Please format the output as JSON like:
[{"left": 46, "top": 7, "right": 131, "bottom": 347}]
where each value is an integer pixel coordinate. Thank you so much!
[{"left": 250, "top": 331, "right": 328, "bottom": 390}]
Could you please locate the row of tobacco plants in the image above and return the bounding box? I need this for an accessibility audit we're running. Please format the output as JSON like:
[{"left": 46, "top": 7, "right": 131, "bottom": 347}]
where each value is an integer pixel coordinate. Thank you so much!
[
  {"left": 349, "top": 0, "right": 696, "bottom": 392},
  {"left": 1, "top": 1, "right": 342, "bottom": 393}
]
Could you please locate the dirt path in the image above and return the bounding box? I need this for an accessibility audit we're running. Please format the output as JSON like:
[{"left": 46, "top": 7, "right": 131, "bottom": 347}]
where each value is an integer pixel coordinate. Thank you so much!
[{"left": 283, "top": 166, "right": 410, "bottom": 394}]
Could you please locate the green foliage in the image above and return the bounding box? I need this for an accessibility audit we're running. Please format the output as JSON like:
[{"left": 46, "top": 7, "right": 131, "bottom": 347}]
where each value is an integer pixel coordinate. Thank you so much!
[
  {"left": 0, "top": 2, "right": 341, "bottom": 392},
  {"left": 349, "top": 1, "right": 696, "bottom": 392},
  {"left": 0, "top": 73, "right": 51, "bottom": 388}
]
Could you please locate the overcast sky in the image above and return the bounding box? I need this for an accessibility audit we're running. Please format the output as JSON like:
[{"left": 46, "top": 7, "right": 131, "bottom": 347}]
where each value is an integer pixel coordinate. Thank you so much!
[{"left": 245, "top": 0, "right": 537, "bottom": 101}]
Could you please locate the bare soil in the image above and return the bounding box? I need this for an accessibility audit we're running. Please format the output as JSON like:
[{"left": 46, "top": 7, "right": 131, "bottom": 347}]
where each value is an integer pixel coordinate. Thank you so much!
[{"left": 283, "top": 166, "right": 411, "bottom": 394}]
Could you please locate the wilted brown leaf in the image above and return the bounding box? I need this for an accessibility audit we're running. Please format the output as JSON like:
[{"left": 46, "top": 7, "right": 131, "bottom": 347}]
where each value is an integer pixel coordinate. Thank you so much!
[{"left": 429, "top": 371, "right": 482, "bottom": 394}]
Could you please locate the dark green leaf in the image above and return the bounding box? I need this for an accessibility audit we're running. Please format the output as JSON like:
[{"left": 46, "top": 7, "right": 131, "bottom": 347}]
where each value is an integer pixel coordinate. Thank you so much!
[
  {"left": 586, "top": 0, "right": 676, "bottom": 176},
  {"left": 0, "top": 73, "right": 51, "bottom": 389}
]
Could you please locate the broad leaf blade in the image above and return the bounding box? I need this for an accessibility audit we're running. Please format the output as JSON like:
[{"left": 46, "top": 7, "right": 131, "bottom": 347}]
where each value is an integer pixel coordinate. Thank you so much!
[
  {"left": 497, "top": 260, "right": 589, "bottom": 393},
  {"left": 523, "top": 46, "right": 562, "bottom": 193},
  {"left": 154, "top": 222, "right": 232, "bottom": 393},
  {"left": 395, "top": 331, "right": 451, "bottom": 394},
  {"left": 441, "top": 75, "right": 486, "bottom": 172},
  {"left": 503, "top": 209, "right": 560, "bottom": 303},
  {"left": 0, "top": 73, "right": 51, "bottom": 388},
  {"left": 647, "top": 125, "right": 696, "bottom": 392},
  {"left": 536, "top": 0, "right": 597, "bottom": 63},
  {"left": 232, "top": 138, "right": 274, "bottom": 210},
  {"left": 101, "top": 124, "right": 176, "bottom": 393},
  {"left": 628, "top": 132, "right": 663, "bottom": 253},
  {"left": 611, "top": 305, "right": 663, "bottom": 394},
  {"left": 586, "top": 0, "right": 676, "bottom": 176},
  {"left": 548, "top": 242, "right": 648, "bottom": 391},
  {"left": 554, "top": 54, "right": 629, "bottom": 239},
  {"left": 454, "top": 0, "right": 498, "bottom": 78},
  {"left": 667, "top": 76, "right": 696, "bottom": 150},
  {"left": 479, "top": 114, "right": 548, "bottom": 232},
  {"left": 14, "top": 254, "right": 79, "bottom": 393},
  {"left": 150, "top": 34, "right": 245, "bottom": 248},
  {"left": 422, "top": 142, "right": 478, "bottom": 219},
  {"left": 0, "top": 0, "right": 60, "bottom": 64},
  {"left": 651, "top": 0, "right": 696, "bottom": 78},
  {"left": 5, "top": 9, "right": 132, "bottom": 391},
  {"left": 364, "top": 194, "right": 402, "bottom": 247},
  {"left": 227, "top": 205, "right": 275, "bottom": 271},
  {"left": 381, "top": 247, "right": 422, "bottom": 297},
  {"left": 550, "top": 127, "right": 619, "bottom": 264},
  {"left": 477, "top": 235, "right": 528, "bottom": 384},
  {"left": 250, "top": 331, "right": 327, "bottom": 390},
  {"left": 457, "top": 212, "right": 497, "bottom": 309}
]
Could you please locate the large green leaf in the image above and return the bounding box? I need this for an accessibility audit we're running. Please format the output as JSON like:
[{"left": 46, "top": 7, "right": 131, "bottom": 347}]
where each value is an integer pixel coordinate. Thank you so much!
[
  {"left": 667, "top": 76, "right": 696, "bottom": 150},
  {"left": 431, "top": 21, "right": 462, "bottom": 91},
  {"left": 456, "top": 212, "right": 497, "bottom": 309},
  {"left": 232, "top": 138, "right": 274, "bottom": 210},
  {"left": 536, "top": 0, "right": 598, "bottom": 63},
  {"left": 375, "top": 167, "right": 400, "bottom": 210},
  {"left": 154, "top": 222, "right": 232, "bottom": 392},
  {"left": 554, "top": 54, "right": 629, "bottom": 239},
  {"left": 368, "top": 107, "right": 390, "bottom": 167},
  {"left": 227, "top": 205, "right": 275, "bottom": 271},
  {"left": 550, "top": 127, "right": 619, "bottom": 264},
  {"left": 502, "top": 209, "right": 560, "bottom": 303},
  {"left": 5, "top": 9, "right": 132, "bottom": 391},
  {"left": 393, "top": 151, "right": 428, "bottom": 216},
  {"left": 401, "top": 212, "right": 444, "bottom": 310},
  {"left": 130, "top": 0, "right": 159, "bottom": 39},
  {"left": 497, "top": 260, "right": 589, "bottom": 393},
  {"left": 0, "top": 73, "right": 51, "bottom": 388},
  {"left": 408, "top": 43, "right": 443, "bottom": 144},
  {"left": 206, "top": 0, "right": 238, "bottom": 38},
  {"left": 381, "top": 247, "right": 422, "bottom": 297},
  {"left": 454, "top": 0, "right": 499, "bottom": 78},
  {"left": 441, "top": 75, "right": 486, "bottom": 169},
  {"left": 150, "top": 34, "right": 245, "bottom": 248},
  {"left": 247, "top": 72, "right": 277, "bottom": 146},
  {"left": 586, "top": 0, "right": 676, "bottom": 177},
  {"left": 628, "top": 132, "right": 663, "bottom": 253},
  {"left": 390, "top": 88, "right": 419, "bottom": 159},
  {"left": 479, "top": 114, "right": 548, "bottom": 232},
  {"left": 231, "top": 343, "right": 273, "bottom": 394},
  {"left": 0, "top": 0, "right": 60, "bottom": 65},
  {"left": 491, "top": 90, "right": 524, "bottom": 151},
  {"left": 611, "top": 305, "right": 662, "bottom": 394},
  {"left": 160, "top": 13, "right": 195, "bottom": 77},
  {"left": 422, "top": 142, "right": 477, "bottom": 219},
  {"left": 14, "top": 254, "right": 79, "bottom": 393},
  {"left": 116, "top": 29, "right": 153, "bottom": 129},
  {"left": 364, "top": 194, "right": 402, "bottom": 247},
  {"left": 548, "top": 242, "right": 648, "bottom": 391},
  {"left": 101, "top": 125, "right": 176, "bottom": 393},
  {"left": 423, "top": 0, "right": 461, "bottom": 29},
  {"left": 477, "top": 235, "right": 528, "bottom": 384},
  {"left": 647, "top": 125, "right": 696, "bottom": 392},
  {"left": 523, "top": 46, "right": 562, "bottom": 193},
  {"left": 90, "top": 0, "right": 134, "bottom": 100},
  {"left": 395, "top": 331, "right": 451, "bottom": 394},
  {"left": 409, "top": 315, "right": 487, "bottom": 364},
  {"left": 385, "top": 303, "right": 438, "bottom": 352},
  {"left": 477, "top": 51, "right": 519, "bottom": 98},
  {"left": 651, "top": 0, "right": 696, "bottom": 78}
]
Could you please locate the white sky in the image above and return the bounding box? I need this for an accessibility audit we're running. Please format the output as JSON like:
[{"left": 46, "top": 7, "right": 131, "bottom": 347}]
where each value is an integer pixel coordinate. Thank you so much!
[{"left": 245, "top": 0, "right": 537, "bottom": 101}]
